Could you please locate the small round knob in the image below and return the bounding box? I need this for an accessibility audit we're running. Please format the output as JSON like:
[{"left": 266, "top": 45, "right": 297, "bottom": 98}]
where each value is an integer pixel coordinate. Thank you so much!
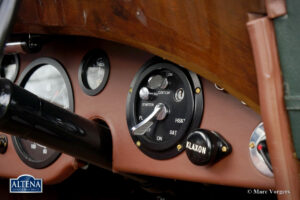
[
  {"left": 139, "top": 87, "right": 150, "bottom": 100},
  {"left": 185, "top": 129, "right": 231, "bottom": 166},
  {"left": 148, "top": 75, "right": 168, "bottom": 90}
]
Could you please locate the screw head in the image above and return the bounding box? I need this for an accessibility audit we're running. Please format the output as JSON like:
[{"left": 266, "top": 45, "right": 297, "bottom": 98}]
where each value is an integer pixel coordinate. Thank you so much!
[
  {"left": 221, "top": 146, "right": 227, "bottom": 152},
  {"left": 249, "top": 142, "right": 255, "bottom": 149},
  {"left": 136, "top": 141, "right": 141, "bottom": 147},
  {"left": 195, "top": 88, "right": 201, "bottom": 94},
  {"left": 177, "top": 144, "right": 183, "bottom": 151}
]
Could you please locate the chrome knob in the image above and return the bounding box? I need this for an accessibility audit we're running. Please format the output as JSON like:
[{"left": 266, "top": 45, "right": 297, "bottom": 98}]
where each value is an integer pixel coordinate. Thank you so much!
[
  {"left": 148, "top": 75, "right": 168, "bottom": 90},
  {"left": 139, "top": 87, "right": 150, "bottom": 100}
]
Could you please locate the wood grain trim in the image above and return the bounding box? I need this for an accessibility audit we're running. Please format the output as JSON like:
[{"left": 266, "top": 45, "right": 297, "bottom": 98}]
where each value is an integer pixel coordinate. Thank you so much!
[
  {"left": 247, "top": 17, "right": 300, "bottom": 199},
  {"left": 12, "top": 0, "right": 266, "bottom": 112}
]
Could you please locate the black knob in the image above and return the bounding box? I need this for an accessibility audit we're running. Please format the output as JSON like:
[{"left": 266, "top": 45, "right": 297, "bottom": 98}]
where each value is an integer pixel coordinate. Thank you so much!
[
  {"left": 185, "top": 129, "right": 231, "bottom": 166},
  {"left": 257, "top": 140, "right": 272, "bottom": 172}
]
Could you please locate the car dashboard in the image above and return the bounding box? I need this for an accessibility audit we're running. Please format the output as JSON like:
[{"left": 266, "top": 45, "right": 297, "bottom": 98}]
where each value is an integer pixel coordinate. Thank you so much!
[
  {"left": 0, "top": 36, "right": 270, "bottom": 188},
  {"left": 0, "top": 0, "right": 299, "bottom": 199}
]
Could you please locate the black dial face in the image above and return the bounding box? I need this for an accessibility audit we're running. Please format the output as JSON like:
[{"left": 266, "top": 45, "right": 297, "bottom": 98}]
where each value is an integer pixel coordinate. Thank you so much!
[
  {"left": 0, "top": 54, "right": 19, "bottom": 82},
  {"left": 135, "top": 69, "right": 194, "bottom": 151},
  {"left": 12, "top": 58, "right": 74, "bottom": 169},
  {"left": 79, "top": 50, "right": 110, "bottom": 96},
  {"left": 126, "top": 59, "right": 203, "bottom": 159}
]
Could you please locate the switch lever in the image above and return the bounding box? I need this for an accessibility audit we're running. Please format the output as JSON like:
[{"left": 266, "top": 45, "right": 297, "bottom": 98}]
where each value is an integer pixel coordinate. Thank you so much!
[
  {"left": 257, "top": 140, "right": 272, "bottom": 172},
  {"left": 131, "top": 103, "right": 168, "bottom": 136}
]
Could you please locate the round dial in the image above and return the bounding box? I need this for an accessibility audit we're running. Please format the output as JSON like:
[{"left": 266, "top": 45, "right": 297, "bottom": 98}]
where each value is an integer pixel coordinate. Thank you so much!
[
  {"left": 12, "top": 58, "right": 74, "bottom": 169},
  {"left": 135, "top": 69, "right": 194, "bottom": 150},
  {"left": 0, "top": 54, "right": 19, "bottom": 82},
  {"left": 23, "top": 64, "right": 70, "bottom": 108},
  {"left": 126, "top": 59, "right": 203, "bottom": 159},
  {"left": 78, "top": 49, "right": 110, "bottom": 96}
]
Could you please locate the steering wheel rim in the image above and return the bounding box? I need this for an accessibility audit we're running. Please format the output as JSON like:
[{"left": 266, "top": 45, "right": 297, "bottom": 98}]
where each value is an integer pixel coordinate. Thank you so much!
[{"left": 0, "top": 0, "right": 20, "bottom": 62}]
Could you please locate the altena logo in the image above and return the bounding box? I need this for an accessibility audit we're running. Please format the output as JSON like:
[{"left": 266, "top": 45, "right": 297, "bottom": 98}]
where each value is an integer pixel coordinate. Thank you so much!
[{"left": 10, "top": 174, "right": 43, "bottom": 193}]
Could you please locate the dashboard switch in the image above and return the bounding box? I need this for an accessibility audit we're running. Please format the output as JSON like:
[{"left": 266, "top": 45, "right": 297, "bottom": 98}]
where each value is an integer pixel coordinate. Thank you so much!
[
  {"left": 257, "top": 140, "right": 272, "bottom": 172},
  {"left": 148, "top": 75, "right": 168, "bottom": 89},
  {"left": 185, "top": 129, "right": 231, "bottom": 166},
  {"left": 139, "top": 87, "right": 153, "bottom": 100},
  {"left": 249, "top": 123, "right": 273, "bottom": 177},
  {"left": 131, "top": 103, "right": 168, "bottom": 136}
]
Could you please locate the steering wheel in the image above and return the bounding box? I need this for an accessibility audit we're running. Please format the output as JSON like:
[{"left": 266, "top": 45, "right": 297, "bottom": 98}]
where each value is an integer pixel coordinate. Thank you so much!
[{"left": 0, "top": 0, "right": 20, "bottom": 62}]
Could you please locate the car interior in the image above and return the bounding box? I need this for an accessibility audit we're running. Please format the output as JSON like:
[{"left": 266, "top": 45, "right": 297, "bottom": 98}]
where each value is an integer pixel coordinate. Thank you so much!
[{"left": 0, "top": 0, "right": 299, "bottom": 199}]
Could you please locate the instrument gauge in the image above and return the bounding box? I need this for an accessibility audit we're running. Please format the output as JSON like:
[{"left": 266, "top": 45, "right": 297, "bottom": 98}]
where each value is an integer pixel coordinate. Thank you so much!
[
  {"left": 126, "top": 58, "right": 203, "bottom": 159},
  {"left": 0, "top": 54, "right": 19, "bottom": 82},
  {"left": 12, "top": 58, "right": 74, "bottom": 169},
  {"left": 78, "top": 49, "right": 110, "bottom": 96}
]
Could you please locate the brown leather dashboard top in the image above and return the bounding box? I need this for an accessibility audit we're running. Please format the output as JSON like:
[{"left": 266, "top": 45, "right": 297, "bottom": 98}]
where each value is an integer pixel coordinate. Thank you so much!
[{"left": 0, "top": 37, "right": 274, "bottom": 188}]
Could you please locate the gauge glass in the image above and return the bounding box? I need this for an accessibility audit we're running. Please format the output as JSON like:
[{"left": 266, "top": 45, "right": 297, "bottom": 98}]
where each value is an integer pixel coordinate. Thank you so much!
[
  {"left": 13, "top": 58, "right": 73, "bottom": 169},
  {"left": 0, "top": 54, "right": 19, "bottom": 82},
  {"left": 79, "top": 50, "right": 110, "bottom": 96},
  {"left": 86, "top": 57, "right": 105, "bottom": 90},
  {"left": 24, "top": 65, "right": 70, "bottom": 109},
  {"left": 18, "top": 141, "right": 57, "bottom": 162}
]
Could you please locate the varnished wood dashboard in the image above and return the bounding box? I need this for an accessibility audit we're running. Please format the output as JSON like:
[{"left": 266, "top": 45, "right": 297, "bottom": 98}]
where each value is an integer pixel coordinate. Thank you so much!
[{"left": 14, "top": 0, "right": 266, "bottom": 112}]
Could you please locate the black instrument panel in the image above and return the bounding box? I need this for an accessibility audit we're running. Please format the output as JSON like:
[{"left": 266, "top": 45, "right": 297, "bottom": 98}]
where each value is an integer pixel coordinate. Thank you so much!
[{"left": 126, "top": 58, "right": 204, "bottom": 159}]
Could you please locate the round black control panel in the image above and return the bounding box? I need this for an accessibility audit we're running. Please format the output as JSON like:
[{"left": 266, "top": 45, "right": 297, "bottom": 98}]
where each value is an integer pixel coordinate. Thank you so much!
[{"left": 126, "top": 58, "right": 203, "bottom": 159}]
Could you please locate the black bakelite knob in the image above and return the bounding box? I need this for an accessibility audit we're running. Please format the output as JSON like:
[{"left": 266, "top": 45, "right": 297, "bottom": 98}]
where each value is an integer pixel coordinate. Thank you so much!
[{"left": 185, "top": 129, "right": 231, "bottom": 166}]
